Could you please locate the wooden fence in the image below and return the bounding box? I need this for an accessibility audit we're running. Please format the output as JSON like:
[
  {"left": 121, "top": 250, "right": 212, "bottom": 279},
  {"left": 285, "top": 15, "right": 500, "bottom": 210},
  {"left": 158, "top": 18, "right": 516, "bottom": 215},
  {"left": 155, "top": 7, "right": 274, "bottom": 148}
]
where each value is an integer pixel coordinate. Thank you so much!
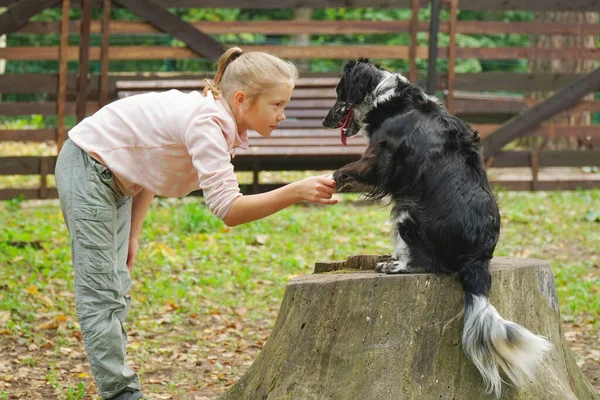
[{"left": 0, "top": 0, "right": 599, "bottom": 199}]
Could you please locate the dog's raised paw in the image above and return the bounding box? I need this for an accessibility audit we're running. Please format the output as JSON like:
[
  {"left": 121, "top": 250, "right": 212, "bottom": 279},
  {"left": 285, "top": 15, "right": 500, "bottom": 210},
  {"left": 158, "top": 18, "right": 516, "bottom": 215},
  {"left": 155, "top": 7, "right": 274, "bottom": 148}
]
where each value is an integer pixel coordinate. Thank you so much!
[{"left": 376, "top": 260, "right": 410, "bottom": 274}]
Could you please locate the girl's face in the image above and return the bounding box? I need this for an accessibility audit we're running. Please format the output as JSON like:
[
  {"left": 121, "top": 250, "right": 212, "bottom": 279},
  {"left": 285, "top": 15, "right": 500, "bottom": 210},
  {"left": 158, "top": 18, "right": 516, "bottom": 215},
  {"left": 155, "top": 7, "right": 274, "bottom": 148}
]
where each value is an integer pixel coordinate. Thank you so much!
[{"left": 235, "top": 81, "right": 294, "bottom": 137}]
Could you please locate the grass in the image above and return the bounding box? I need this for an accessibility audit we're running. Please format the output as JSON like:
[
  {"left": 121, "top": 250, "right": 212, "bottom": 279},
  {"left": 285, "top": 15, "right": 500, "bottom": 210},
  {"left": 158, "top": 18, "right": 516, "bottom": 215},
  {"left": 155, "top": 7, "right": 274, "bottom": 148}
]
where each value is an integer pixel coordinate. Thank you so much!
[
  {"left": 493, "top": 191, "right": 600, "bottom": 322},
  {"left": 0, "top": 189, "right": 599, "bottom": 398}
]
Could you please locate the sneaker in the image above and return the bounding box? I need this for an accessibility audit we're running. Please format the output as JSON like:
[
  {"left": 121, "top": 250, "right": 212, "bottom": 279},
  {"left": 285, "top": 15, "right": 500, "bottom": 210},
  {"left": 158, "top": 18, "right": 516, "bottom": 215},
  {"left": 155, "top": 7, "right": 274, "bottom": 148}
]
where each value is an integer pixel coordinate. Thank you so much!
[{"left": 108, "top": 389, "right": 151, "bottom": 400}]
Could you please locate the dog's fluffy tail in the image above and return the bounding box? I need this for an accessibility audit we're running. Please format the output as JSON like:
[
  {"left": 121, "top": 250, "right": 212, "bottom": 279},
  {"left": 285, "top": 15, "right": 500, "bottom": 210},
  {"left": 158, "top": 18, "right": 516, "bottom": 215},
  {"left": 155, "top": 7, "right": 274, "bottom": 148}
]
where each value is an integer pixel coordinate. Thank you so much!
[{"left": 459, "top": 261, "right": 552, "bottom": 397}]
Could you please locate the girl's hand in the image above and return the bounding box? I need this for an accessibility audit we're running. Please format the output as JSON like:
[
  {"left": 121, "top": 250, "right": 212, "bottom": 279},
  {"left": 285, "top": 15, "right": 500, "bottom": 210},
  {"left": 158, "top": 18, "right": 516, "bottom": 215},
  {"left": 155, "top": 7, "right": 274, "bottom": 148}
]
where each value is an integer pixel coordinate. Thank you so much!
[
  {"left": 127, "top": 239, "right": 139, "bottom": 273},
  {"left": 295, "top": 175, "right": 338, "bottom": 205}
]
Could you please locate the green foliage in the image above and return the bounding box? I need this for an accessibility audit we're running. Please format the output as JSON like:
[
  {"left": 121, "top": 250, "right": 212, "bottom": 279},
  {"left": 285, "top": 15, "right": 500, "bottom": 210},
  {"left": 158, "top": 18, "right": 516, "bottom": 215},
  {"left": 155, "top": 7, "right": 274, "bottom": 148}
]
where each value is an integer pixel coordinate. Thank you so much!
[
  {"left": 65, "top": 381, "right": 87, "bottom": 400},
  {"left": 6, "top": 195, "right": 24, "bottom": 213},
  {"left": 457, "top": 10, "right": 533, "bottom": 22},
  {"left": 0, "top": 115, "right": 45, "bottom": 129},
  {"left": 155, "top": 200, "right": 224, "bottom": 234},
  {"left": 584, "top": 209, "right": 600, "bottom": 222}
]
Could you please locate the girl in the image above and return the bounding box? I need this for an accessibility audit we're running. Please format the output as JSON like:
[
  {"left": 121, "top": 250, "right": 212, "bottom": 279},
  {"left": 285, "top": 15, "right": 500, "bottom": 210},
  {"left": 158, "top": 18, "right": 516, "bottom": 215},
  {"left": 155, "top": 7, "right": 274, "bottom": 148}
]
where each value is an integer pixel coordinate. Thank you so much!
[{"left": 55, "top": 47, "right": 337, "bottom": 400}]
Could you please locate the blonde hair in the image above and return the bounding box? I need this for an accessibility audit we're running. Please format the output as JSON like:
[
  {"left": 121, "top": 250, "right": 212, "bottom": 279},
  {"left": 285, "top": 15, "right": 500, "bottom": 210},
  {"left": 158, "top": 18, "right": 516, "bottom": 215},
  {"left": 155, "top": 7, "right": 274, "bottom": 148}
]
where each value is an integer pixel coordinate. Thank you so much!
[{"left": 203, "top": 46, "right": 299, "bottom": 106}]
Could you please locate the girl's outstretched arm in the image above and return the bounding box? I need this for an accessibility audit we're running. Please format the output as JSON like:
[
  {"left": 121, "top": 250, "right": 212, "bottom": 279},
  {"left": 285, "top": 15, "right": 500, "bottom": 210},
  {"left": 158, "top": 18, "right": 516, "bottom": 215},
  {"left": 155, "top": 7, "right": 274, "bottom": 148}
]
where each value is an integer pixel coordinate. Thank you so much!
[{"left": 223, "top": 175, "right": 337, "bottom": 227}]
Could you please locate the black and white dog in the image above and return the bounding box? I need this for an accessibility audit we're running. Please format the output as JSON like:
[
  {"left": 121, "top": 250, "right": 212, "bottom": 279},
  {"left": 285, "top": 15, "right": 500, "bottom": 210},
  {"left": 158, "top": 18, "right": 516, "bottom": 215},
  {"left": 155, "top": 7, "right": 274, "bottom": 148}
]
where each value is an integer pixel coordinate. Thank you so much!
[{"left": 323, "top": 58, "right": 551, "bottom": 397}]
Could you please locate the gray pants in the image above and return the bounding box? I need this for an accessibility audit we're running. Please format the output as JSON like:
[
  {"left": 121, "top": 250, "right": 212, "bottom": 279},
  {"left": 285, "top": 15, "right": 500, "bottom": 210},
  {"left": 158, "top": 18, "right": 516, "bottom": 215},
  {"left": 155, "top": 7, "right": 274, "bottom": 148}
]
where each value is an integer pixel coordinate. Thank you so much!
[{"left": 55, "top": 139, "right": 141, "bottom": 399}]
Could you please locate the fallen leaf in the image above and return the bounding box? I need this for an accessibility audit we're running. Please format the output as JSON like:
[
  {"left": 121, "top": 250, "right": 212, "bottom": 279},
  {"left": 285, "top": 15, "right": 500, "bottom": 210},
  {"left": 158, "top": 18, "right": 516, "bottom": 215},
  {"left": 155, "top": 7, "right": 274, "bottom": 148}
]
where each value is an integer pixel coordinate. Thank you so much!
[
  {"left": 56, "top": 314, "right": 69, "bottom": 324},
  {"left": 128, "top": 342, "right": 141, "bottom": 350},
  {"left": 236, "top": 339, "right": 248, "bottom": 353},
  {"left": 588, "top": 350, "right": 600, "bottom": 361},
  {"left": 15, "top": 367, "right": 30, "bottom": 379},
  {"left": 36, "top": 320, "right": 57, "bottom": 331},
  {"left": 38, "top": 295, "right": 54, "bottom": 307},
  {"left": 59, "top": 347, "right": 72, "bottom": 355},
  {"left": 0, "top": 311, "right": 10, "bottom": 325},
  {"left": 253, "top": 235, "right": 268, "bottom": 245},
  {"left": 25, "top": 286, "right": 38, "bottom": 295},
  {"left": 564, "top": 330, "right": 579, "bottom": 341}
]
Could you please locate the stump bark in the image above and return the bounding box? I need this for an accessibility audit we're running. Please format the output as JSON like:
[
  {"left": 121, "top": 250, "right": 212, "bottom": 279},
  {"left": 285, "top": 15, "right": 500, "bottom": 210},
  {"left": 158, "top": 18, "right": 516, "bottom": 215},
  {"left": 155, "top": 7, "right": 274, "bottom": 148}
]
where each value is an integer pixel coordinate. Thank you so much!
[{"left": 220, "top": 256, "right": 599, "bottom": 400}]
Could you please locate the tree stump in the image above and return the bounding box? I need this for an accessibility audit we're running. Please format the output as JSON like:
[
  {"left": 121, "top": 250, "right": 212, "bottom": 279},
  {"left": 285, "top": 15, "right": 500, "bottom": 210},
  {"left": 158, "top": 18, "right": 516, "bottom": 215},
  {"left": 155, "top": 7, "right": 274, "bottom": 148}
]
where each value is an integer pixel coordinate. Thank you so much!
[{"left": 220, "top": 256, "right": 599, "bottom": 400}]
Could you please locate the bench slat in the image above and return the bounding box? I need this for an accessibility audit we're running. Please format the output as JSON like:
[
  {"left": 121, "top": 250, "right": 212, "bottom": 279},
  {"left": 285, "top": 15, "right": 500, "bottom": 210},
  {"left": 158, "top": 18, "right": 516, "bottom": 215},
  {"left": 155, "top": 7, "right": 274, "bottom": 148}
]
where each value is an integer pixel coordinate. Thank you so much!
[
  {"left": 118, "top": 87, "right": 337, "bottom": 99},
  {"left": 249, "top": 129, "right": 341, "bottom": 138},
  {"left": 287, "top": 99, "right": 335, "bottom": 108},
  {"left": 277, "top": 120, "right": 328, "bottom": 128},
  {"left": 247, "top": 138, "right": 365, "bottom": 147},
  {"left": 237, "top": 146, "right": 365, "bottom": 156},
  {"left": 115, "top": 76, "right": 340, "bottom": 89}
]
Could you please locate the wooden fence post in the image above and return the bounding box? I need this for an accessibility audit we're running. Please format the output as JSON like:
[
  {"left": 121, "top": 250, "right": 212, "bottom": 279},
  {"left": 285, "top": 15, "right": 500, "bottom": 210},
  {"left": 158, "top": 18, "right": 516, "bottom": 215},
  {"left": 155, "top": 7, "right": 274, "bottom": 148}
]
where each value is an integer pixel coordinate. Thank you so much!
[
  {"left": 76, "top": 0, "right": 92, "bottom": 123},
  {"left": 99, "top": 0, "right": 111, "bottom": 108},
  {"left": 56, "top": 0, "right": 70, "bottom": 153},
  {"left": 426, "top": 0, "right": 441, "bottom": 95},
  {"left": 446, "top": 0, "right": 458, "bottom": 114},
  {"left": 408, "top": 0, "right": 420, "bottom": 84}
]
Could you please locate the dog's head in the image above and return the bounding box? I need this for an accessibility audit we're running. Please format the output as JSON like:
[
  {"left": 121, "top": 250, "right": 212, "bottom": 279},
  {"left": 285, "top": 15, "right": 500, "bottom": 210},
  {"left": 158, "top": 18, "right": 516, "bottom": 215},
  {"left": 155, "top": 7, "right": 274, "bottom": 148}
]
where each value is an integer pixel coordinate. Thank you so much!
[{"left": 322, "top": 58, "right": 386, "bottom": 145}]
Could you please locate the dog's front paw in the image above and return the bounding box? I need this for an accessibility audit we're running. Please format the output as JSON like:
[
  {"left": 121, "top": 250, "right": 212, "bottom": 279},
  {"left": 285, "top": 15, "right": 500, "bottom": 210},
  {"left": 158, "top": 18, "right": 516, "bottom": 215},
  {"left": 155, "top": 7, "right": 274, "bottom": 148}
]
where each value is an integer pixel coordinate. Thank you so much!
[
  {"left": 376, "top": 260, "right": 411, "bottom": 274},
  {"left": 332, "top": 170, "right": 343, "bottom": 184},
  {"left": 332, "top": 170, "right": 352, "bottom": 192}
]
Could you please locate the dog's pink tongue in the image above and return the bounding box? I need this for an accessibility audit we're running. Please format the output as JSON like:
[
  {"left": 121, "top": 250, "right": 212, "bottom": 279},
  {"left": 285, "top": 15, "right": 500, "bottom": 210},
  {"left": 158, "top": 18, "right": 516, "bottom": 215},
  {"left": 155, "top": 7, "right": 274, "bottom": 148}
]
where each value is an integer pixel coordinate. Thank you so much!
[{"left": 340, "top": 109, "right": 352, "bottom": 147}]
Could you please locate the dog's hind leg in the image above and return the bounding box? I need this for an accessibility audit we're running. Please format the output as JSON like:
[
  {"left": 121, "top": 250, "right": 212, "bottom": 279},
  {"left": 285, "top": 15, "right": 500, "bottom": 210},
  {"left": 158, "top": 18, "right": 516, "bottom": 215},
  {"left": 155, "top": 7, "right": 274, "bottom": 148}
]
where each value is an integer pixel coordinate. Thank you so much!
[
  {"left": 376, "top": 261, "right": 410, "bottom": 274},
  {"left": 376, "top": 212, "right": 421, "bottom": 274},
  {"left": 376, "top": 237, "right": 410, "bottom": 273}
]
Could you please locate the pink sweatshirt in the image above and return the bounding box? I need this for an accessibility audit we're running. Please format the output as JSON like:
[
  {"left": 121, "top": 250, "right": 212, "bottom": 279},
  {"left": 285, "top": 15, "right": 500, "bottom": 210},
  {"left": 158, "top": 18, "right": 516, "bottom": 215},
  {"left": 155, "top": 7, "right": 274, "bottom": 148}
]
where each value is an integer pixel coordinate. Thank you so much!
[{"left": 68, "top": 89, "right": 248, "bottom": 220}]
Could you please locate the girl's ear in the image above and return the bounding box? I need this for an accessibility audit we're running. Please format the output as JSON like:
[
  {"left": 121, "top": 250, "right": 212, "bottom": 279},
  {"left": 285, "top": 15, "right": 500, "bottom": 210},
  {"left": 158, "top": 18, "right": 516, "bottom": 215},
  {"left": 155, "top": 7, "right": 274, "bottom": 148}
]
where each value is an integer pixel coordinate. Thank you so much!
[{"left": 233, "top": 90, "right": 246, "bottom": 107}]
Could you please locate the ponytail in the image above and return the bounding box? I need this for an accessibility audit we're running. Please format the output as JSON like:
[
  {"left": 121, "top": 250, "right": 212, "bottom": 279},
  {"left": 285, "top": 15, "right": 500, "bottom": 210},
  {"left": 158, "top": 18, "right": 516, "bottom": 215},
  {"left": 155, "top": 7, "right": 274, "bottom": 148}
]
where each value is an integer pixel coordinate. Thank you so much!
[
  {"left": 203, "top": 46, "right": 298, "bottom": 107},
  {"left": 203, "top": 47, "right": 243, "bottom": 97}
]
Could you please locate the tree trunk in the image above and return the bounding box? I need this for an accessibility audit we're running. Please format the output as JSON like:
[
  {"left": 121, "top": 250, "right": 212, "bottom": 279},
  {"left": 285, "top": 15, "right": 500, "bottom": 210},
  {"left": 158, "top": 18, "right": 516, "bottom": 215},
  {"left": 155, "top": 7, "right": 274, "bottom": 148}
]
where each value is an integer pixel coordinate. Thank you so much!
[
  {"left": 525, "top": 11, "right": 598, "bottom": 150},
  {"left": 220, "top": 256, "right": 599, "bottom": 400},
  {"left": 290, "top": 8, "right": 312, "bottom": 74}
]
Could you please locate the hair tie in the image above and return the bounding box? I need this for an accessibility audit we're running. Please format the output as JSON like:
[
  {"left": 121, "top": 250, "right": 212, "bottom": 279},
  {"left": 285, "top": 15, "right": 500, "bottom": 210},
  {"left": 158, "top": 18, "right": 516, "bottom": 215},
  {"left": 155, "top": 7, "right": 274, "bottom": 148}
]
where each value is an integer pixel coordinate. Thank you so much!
[{"left": 221, "top": 50, "right": 243, "bottom": 77}]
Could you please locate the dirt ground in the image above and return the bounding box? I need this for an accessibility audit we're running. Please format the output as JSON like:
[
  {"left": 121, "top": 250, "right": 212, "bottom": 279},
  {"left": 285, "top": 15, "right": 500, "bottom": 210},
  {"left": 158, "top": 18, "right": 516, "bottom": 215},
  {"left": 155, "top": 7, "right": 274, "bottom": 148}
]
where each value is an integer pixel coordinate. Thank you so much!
[{"left": 1, "top": 314, "right": 598, "bottom": 399}]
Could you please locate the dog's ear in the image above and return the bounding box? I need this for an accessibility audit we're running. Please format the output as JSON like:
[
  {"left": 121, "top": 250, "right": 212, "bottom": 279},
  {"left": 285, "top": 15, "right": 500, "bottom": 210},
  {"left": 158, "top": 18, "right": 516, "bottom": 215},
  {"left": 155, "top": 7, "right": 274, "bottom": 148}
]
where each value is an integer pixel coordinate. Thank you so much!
[
  {"left": 357, "top": 57, "right": 370, "bottom": 64},
  {"left": 343, "top": 60, "right": 357, "bottom": 73},
  {"left": 346, "top": 63, "right": 377, "bottom": 105}
]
